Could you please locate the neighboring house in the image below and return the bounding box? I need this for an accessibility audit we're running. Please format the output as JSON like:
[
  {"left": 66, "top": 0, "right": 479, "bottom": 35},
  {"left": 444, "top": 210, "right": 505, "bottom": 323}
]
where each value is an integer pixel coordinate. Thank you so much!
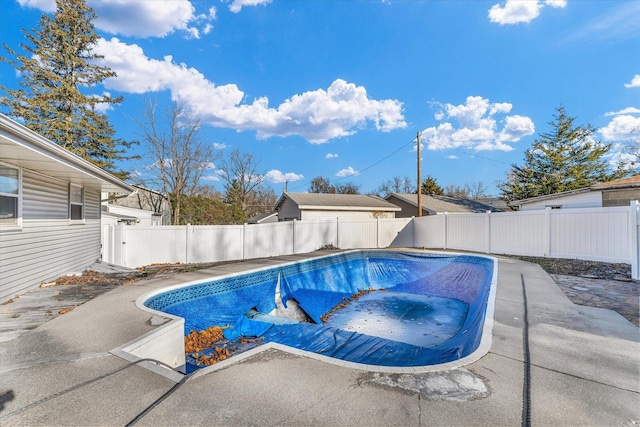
[
  {"left": 247, "top": 211, "right": 279, "bottom": 224},
  {"left": 385, "top": 193, "right": 503, "bottom": 217},
  {"left": 0, "top": 114, "right": 133, "bottom": 302},
  {"left": 106, "top": 184, "right": 171, "bottom": 225},
  {"left": 274, "top": 192, "right": 401, "bottom": 221},
  {"left": 509, "top": 175, "right": 640, "bottom": 211},
  {"left": 101, "top": 204, "right": 162, "bottom": 226}
]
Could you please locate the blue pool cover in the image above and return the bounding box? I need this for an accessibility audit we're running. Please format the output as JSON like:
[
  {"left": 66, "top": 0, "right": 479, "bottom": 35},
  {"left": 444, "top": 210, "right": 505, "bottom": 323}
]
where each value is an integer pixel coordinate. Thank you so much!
[{"left": 145, "top": 251, "right": 494, "bottom": 370}]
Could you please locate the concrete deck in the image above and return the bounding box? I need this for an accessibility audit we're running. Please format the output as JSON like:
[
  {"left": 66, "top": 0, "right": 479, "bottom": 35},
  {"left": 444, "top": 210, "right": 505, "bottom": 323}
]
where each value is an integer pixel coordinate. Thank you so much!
[{"left": 0, "top": 253, "right": 638, "bottom": 426}]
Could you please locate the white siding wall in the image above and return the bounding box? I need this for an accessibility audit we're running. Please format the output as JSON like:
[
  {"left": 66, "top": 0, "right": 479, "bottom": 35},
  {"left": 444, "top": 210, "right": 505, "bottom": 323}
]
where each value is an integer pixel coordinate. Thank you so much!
[
  {"left": 520, "top": 191, "right": 602, "bottom": 210},
  {"left": 1, "top": 169, "right": 101, "bottom": 302},
  {"left": 106, "top": 204, "right": 156, "bottom": 226},
  {"left": 301, "top": 209, "right": 394, "bottom": 220}
]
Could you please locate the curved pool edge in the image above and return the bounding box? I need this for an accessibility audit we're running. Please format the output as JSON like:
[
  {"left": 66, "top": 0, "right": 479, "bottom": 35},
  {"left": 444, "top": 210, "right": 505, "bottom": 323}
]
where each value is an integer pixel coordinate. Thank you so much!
[{"left": 110, "top": 249, "right": 498, "bottom": 382}]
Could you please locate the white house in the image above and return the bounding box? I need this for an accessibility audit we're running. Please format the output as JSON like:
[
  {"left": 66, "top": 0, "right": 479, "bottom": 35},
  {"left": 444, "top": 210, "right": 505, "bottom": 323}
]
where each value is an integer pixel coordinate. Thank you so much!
[
  {"left": 0, "top": 114, "right": 133, "bottom": 302},
  {"left": 274, "top": 192, "right": 401, "bottom": 221},
  {"left": 509, "top": 175, "right": 640, "bottom": 211}
]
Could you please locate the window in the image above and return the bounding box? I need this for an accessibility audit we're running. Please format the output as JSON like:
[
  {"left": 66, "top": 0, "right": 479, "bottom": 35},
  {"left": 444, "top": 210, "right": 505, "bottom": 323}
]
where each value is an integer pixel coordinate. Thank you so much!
[
  {"left": 0, "top": 163, "right": 21, "bottom": 227},
  {"left": 69, "top": 184, "right": 84, "bottom": 220}
]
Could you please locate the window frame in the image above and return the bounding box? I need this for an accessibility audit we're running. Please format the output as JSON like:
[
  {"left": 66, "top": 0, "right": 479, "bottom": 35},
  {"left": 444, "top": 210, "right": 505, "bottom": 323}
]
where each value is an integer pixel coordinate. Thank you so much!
[
  {"left": 69, "top": 183, "right": 85, "bottom": 222},
  {"left": 0, "top": 161, "right": 22, "bottom": 230}
]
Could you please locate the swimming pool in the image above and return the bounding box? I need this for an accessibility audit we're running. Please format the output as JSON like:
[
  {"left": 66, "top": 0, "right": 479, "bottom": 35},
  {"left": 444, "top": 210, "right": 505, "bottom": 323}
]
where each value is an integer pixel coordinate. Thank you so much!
[{"left": 141, "top": 250, "right": 497, "bottom": 373}]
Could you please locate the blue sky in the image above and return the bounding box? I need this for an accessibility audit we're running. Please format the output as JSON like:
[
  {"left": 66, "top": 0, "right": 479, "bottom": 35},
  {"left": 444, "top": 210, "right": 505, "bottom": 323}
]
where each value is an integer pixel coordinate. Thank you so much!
[{"left": 1, "top": 0, "right": 639, "bottom": 196}]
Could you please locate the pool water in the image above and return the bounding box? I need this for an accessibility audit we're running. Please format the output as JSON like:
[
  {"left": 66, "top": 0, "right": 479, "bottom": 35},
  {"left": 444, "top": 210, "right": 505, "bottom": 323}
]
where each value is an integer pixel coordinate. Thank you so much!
[{"left": 144, "top": 250, "right": 494, "bottom": 370}]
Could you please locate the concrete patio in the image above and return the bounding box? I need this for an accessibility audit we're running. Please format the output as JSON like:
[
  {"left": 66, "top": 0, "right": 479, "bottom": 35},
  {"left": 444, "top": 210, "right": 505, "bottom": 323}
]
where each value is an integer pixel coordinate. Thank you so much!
[{"left": 0, "top": 253, "right": 638, "bottom": 426}]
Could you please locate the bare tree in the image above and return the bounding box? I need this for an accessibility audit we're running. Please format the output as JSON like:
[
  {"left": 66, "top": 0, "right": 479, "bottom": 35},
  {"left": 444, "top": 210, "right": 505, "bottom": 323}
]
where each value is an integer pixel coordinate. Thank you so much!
[
  {"left": 218, "top": 149, "right": 266, "bottom": 216},
  {"left": 309, "top": 176, "right": 336, "bottom": 193},
  {"left": 444, "top": 182, "right": 489, "bottom": 199},
  {"left": 335, "top": 182, "right": 360, "bottom": 194},
  {"left": 135, "top": 99, "right": 219, "bottom": 224},
  {"left": 374, "top": 176, "right": 415, "bottom": 197}
]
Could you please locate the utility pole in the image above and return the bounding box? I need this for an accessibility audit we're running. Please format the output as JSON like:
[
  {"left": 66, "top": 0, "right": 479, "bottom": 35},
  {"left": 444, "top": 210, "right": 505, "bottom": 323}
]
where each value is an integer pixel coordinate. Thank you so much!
[{"left": 417, "top": 131, "right": 422, "bottom": 217}]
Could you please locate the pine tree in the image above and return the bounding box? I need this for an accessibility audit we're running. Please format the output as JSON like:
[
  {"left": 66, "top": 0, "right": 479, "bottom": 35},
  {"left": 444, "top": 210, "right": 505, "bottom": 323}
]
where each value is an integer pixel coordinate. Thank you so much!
[
  {"left": 499, "top": 106, "right": 629, "bottom": 203},
  {"left": 421, "top": 175, "right": 444, "bottom": 196},
  {"left": 1, "top": 0, "right": 135, "bottom": 177}
]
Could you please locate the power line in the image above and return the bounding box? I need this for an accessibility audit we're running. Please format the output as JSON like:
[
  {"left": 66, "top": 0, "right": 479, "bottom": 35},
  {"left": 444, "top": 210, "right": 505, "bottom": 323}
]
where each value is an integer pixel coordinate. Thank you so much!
[{"left": 288, "top": 138, "right": 416, "bottom": 191}]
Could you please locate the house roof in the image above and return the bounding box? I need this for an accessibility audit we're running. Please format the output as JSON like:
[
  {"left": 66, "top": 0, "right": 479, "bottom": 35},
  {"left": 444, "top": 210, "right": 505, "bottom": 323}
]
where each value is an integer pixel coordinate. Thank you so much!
[
  {"left": 247, "top": 212, "right": 278, "bottom": 224},
  {"left": 509, "top": 175, "right": 640, "bottom": 206},
  {"left": 591, "top": 175, "right": 640, "bottom": 189},
  {"left": 386, "top": 193, "right": 502, "bottom": 214},
  {"left": 274, "top": 192, "right": 401, "bottom": 212},
  {"left": 0, "top": 114, "right": 133, "bottom": 194}
]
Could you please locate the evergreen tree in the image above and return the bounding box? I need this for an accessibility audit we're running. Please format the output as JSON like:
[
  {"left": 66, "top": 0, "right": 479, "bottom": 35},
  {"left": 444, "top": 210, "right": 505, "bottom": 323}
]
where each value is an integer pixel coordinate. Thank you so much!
[
  {"left": 421, "top": 175, "right": 444, "bottom": 196},
  {"left": 499, "top": 106, "right": 629, "bottom": 203},
  {"left": 1, "top": 0, "right": 135, "bottom": 177}
]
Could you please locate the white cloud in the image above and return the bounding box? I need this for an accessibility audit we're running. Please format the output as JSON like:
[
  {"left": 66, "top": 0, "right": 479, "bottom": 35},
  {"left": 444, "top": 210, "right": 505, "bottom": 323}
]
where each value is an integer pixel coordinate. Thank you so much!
[
  {"left": 336, "top": 167, "right": 359, "bottom": 177},
  {"left": 599, "top": 115, "right": 640, "bottom": 142},
  {"left": 17, "top": 0, "right": 55, "bottom": 12},
  {"left": 499, "top": 115, "right": 536, "bottom": 142},
  {"left": 625, "top": 74, "right": 640, "bottom": 88},
  {"left": 95, "top": 38, "right": 406, "bottom": 143},
  {"left": 560, "top": 2, "right": 640, "bottom": 44},
  {"left": 446, "top": 155, "right": 458, "bottom": 159},
  {"left": 604, "top": 107, "right": 640, "bottom": 117},
  {"left": 229, "top": 0, "right": 272, "bottom": 13},
  {"left": 265, "top": 170, "right": 304, "bottom": 184},
  {"left": 213, "top": 142, "right": 228, "bottom": 150},
  {"left": 202, "top": 174, "right": 221, "bottom": 181},
  {"left": 422, "top": 96, "right": 535, "bottom": 152},
  {"left": 488, "top": 0, "right": 565, "bottom": 25},
  {"left": 325, "top": 153, "right": 339, "bottom": 159},
  {"left": 18, "top": 0, "right": 215, "bottom": 39}
]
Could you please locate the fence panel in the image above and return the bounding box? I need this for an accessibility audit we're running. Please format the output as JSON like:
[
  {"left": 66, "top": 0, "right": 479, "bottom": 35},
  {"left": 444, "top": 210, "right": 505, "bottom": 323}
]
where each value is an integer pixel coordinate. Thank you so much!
[
  {"left": 123, "top": 226, "right": 188, "bottom": 267},
  {"left": 189, "top": 225, "right": 243, "bottom": 263},
  {"left": 379, "top": 218, "right": 412, "bottom": 247},
  {"left": 337, "top": 219, "right": 377, "bottom": 249},
  {"left": 245, "top": 222, "right": 293, "bottom": 259},
  {"left": 412, "top": 215, "right": 445, "bottom": 248},
  {"left": 294, "top": 219, "right": 337, "bottom": 253},
  {"left": 550, "top": 207, "right": 631, "bottom": 263},
  {"left": 490, "top": 211, "right": 547, "bottom": 256},
  {"left": 446, "top": 213, "right": 487, "bottom": 253}
]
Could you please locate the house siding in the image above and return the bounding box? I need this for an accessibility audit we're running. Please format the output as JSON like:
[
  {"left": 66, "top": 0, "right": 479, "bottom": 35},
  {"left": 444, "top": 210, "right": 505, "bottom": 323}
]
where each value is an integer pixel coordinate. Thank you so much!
[
  {"left": 277, "top": 198, "right": 302, "bottom": 221},
  {"left": 386, "top": 196, "right": 426, "bottom": 218},
  {"left": 0, "top": 168, "right": 101, "bottom": 302},
  {"left": 602, "top": 188, "right": 640, "bottom": 207},
  {"left": 301, "top": 210, "right": 394, "bottom": 220},
  {"left": 519, "top": 191, "right": 602, "bottom": 211}
]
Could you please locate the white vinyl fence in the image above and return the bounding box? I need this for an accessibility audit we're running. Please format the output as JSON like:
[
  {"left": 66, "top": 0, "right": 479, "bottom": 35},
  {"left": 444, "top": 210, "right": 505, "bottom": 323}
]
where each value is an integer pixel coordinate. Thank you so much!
[
  {"left": 101, "top": 202, "right": 639, "bottom": 280},
  {"left": 102, "top": 217, "right": 412, "bottom": 268},
  {"left": 412, "top": 202, "right": 639, "bottom": 280}
]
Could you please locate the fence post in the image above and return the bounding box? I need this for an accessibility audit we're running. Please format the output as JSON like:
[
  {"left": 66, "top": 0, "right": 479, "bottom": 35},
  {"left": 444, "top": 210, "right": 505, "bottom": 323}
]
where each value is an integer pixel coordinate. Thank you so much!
[
  {"left": 544, "top": 207, "right": 551, "bottom": 257},
  {"left": 376, "top": 217, "right": 380, "bottom": 248},
  {"left": 185, "top": 223, "right": 191, "bottom": 264},
  {"left": 486, "top": 210, "right": 491, "bottom": 254},
  {"left": 292, "top": 219, "right": 296, "bottom": 254},
  {"left": 443, "top": 213, "right": 448, "bottom": 250},
  {"left": 336, "top": 217, "right": 340, "bottom": 249},
  {"left": 243, "top": 223, "right": 247, "bottom": 260},
  {"left": 631, "top": 201, "right": 639, "bottom": 281}
]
